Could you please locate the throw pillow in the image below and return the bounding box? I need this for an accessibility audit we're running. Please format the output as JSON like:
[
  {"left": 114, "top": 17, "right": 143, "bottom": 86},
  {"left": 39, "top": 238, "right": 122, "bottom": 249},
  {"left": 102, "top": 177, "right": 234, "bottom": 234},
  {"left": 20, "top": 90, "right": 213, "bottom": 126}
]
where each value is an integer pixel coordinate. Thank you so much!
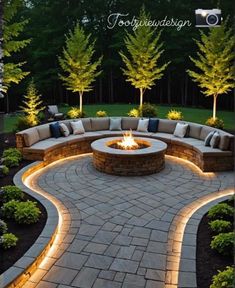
[
  {"left": 173, "top": 123, "right": 189, "bottom": 138},
  {"left": 110, "top": 118, "right": 122, "bottom": 131},
  {"left": 59, "top": 123, "right": 70, "bottom": 137},
  {"left": 49, "top": 122, "right": 61, "bottom": 138},
  {"left": 219, "top": 135, "right": 230, "bottom": 151},
  {"left": 210, "top": 132, "right": 220, "bottom": 148},
  {"left": 137, "top": 119, "right": 149, "bottom": 132},
  {"left": 204, "top": 131, "right": 215, "bottom": 146},
  {"left": 148, "top": 118, "right": 159, "bottom": 133},
  {"left": 71, "top": 120, "right": 85, "bottom": 135}
]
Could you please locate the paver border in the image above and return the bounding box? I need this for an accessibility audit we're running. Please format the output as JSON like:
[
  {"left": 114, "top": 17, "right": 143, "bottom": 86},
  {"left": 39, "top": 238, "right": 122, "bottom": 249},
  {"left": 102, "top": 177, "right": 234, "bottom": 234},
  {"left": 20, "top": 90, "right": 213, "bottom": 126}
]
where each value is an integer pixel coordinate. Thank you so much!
[
  {"left": 165, "top": 189, "right": 234, "bottom": 288},
  {"left": 0, "top": 161, "right": 59, "bottom": 288}
]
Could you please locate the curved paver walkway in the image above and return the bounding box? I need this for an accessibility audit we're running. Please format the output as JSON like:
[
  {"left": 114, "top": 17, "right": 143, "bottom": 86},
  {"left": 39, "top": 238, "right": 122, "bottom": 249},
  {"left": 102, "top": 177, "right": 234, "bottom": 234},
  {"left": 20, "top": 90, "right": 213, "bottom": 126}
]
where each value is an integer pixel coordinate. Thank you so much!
[{"left": 22, "top": 155, "right": 234, "bottom": 288}]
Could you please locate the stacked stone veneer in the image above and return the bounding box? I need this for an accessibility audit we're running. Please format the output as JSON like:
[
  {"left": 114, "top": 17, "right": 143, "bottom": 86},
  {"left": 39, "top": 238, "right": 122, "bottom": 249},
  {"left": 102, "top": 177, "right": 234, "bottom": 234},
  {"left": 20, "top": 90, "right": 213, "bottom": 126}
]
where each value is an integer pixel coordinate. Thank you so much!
[{"left": 16, "top": 134, "right": 234, "bottom": 172}]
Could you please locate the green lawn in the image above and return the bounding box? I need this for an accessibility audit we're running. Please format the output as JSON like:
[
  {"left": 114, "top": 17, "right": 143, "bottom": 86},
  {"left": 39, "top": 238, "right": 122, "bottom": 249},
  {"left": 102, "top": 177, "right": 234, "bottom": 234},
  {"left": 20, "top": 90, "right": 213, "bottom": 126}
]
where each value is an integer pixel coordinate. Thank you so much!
[{"left": 3, "top": 104, "right": 234, "bottom": 133}]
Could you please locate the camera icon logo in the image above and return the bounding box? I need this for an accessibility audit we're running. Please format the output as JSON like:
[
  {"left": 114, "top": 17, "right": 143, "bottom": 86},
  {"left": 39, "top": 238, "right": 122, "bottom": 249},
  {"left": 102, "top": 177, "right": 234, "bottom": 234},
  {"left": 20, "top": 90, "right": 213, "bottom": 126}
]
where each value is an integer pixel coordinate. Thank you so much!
[{"left": 195, "top": 9, "right": 222, "bottom": 27}]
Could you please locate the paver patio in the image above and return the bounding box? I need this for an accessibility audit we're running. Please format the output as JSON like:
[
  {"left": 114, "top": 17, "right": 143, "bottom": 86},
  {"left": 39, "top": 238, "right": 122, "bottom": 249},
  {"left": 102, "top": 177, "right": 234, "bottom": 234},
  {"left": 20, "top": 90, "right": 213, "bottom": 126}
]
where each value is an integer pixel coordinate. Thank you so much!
[{"left": 22, "top": 154, "right": 233, "bottom": 288}]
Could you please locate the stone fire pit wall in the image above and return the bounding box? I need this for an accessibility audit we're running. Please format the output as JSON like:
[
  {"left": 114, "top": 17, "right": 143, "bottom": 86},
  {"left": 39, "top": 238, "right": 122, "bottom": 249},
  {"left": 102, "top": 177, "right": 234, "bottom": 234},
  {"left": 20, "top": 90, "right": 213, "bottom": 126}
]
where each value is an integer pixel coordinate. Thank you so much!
[{"left": 91, "top": 137, "right": 167, "bottom": 176}]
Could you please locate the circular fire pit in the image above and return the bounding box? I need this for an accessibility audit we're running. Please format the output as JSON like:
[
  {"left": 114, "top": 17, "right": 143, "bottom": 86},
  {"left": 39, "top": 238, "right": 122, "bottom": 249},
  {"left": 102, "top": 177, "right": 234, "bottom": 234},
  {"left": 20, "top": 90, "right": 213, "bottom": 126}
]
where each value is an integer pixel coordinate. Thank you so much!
[{"left": 91, "top": 136, "right": 167, "bottom": 176}]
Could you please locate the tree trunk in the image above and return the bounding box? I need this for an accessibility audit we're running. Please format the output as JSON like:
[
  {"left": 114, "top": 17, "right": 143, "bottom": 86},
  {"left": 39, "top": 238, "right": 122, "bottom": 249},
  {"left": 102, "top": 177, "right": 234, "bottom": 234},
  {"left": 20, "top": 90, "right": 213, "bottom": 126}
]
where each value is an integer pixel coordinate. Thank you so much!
[
  {"left": 213, "top": 95, "right": 217, "bottom": 119},
  {"left": 139, "top": 88, "right": 143, "bottom": 116},
  {"left": 167, "top": 73, "right": 171, "bottom": 104},
  {"left": 79, "top": 92, "right": 83, "bottom": 113}
]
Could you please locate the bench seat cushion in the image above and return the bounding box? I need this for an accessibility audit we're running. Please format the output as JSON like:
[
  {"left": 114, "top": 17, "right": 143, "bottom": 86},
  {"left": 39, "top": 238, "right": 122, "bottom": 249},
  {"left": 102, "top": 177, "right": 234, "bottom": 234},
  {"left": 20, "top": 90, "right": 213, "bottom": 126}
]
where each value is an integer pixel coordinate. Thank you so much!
[
  {"left": 193, "top": 144, "right": 232, "bottom": 156},
  {"left": 23, "top": 140, "right": 64, "bottom": 153}
]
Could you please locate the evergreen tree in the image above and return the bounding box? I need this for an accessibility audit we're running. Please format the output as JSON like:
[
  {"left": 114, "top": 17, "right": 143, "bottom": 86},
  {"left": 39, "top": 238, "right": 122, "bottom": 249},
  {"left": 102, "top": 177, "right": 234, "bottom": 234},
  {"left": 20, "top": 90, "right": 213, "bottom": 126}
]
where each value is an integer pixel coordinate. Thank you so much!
[
  {"left": 119, "top": 7, "right": 169, "bottom": 115},
  {"left": 59, "top": 23, "right": 102, "bottom": 113},
  {"left": 187, "top": 21, "right": 235, "bottom": 120},
  {"left": 2, "top": 0, "right": 30, "bottom": 94},
  {"left": 20, "top": 80, "right": 45, "bottom": 126}
]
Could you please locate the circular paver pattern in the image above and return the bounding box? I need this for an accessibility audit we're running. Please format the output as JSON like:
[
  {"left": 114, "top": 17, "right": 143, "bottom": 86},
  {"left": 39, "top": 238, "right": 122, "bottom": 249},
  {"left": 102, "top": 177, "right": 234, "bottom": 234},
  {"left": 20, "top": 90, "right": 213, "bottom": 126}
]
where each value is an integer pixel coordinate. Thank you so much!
[{"left": 23, "top": 154, "right": 234, "bottom": 288}]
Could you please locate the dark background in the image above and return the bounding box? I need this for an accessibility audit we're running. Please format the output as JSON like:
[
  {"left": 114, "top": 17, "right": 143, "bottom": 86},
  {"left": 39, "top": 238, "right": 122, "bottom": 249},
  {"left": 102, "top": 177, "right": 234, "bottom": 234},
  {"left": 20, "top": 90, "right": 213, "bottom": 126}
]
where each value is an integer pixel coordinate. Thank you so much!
[{"left": 0, "top": 0, "right": 234, "bottom": 113}]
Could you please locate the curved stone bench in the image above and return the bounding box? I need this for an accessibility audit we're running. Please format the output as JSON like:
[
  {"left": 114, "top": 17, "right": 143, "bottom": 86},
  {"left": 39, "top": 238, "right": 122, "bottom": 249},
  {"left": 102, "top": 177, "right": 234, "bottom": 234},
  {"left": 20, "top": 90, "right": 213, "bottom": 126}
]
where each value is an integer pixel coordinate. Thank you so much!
[{"left": 16, "top": 117, "right": 234, "bottom": 172}]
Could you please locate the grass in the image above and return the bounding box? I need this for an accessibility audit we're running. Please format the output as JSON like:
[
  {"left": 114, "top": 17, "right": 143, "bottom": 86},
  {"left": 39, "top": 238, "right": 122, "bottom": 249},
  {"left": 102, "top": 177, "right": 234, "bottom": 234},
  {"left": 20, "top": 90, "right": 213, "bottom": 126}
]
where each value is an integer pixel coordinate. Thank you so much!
[{"left": 3, "top": 104, "right": 234, "bottom": 133}]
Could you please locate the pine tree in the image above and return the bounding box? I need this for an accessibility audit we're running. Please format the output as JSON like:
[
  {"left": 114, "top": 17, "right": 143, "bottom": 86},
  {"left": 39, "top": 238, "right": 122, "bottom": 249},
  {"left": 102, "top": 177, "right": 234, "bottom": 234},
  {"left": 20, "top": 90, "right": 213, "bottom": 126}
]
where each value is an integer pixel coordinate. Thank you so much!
[
  {"left": 187, "top": 21, "right": 235, "bottom": 120},
  {"left": 119, "top": 7, "right": 169, "bottom": 115},
  {"left": 1, "top": 0, "right": 30, "bottom": 94},
  {"left": 59, "top": 23, "right": 102, "bottom": 113},
  {"left": 20, "top": 80, "right": 45, "bottom": 126}
]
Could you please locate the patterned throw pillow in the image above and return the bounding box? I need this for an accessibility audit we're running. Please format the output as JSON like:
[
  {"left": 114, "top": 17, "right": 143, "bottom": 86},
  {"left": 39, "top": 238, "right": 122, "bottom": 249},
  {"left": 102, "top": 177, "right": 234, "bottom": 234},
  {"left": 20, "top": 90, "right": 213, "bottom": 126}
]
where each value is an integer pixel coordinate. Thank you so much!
[
  {"left": 210, "top": 132, "right": 220, "bottom": 148},
  {"left": 204, "top": 131, "right": 215, "bottom": 146},
  {"left": 59, "top": 123, "right": 70, "bottom": 137}
]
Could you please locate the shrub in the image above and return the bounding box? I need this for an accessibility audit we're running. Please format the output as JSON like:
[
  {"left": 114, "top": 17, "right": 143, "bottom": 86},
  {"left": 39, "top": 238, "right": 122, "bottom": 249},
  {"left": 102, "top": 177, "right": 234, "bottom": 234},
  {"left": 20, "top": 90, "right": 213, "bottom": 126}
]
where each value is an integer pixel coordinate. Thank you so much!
[
  {"left": 3, "top": 156, "right": 20, "bottom": 167},
  {"left": 1, "top": 200, "right": 19, "bottom": 219},
  {"left": 141, "top": 103, "right": 157, "bottom": 117},
  {"left": 128, "top": 108, "right": 139, "bottom": 117},
  {"left": 14, "top": 201, "right": 41, "bottom": 224},
  {"left": 14, "top": 116, "right": 32, "bottom": 132},
  {"left": 0, "top": 165, "right": 9, "bottom": 176},
  {"left": 1, "top": 185, "right": 24, "bottom": 202},
  {"left": 0, "top": 219, "right": 7, "bottom": 235},
  {"left": 210, "top": 266, "right": 234, "bottom": 288},
  {"left": 210, "top": 232, "right": 235, "bottom": 256},
  {"left": 208, "top": 203, "right": 234, "bottom": 220},
  {"left": 96, "top": 110, "right": 107, "bottom": 117},
  {"left": 209, "top": 220, "right": 232, "bottom": 234},
  {"left": 2, "top": 148, "right": 22, "bottom": 162},
  {"left": 167, "top": 109, "right": 183, "bottom": 120},
  {"left": 206, "top": 117, "right": 224, "bottom": 130},
  {"left": 67, "top": 107, "right": 85, "bottom": 119},
  {"left": 0, "top": 233, "right": 18, "bottom": 249}
]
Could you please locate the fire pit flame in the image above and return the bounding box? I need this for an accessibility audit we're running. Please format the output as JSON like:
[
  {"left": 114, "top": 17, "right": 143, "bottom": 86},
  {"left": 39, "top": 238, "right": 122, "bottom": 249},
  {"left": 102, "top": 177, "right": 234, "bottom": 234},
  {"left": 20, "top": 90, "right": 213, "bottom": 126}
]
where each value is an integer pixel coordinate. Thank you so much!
[{"left": 117, "top": 130, "right": 139, "bottom": 150}]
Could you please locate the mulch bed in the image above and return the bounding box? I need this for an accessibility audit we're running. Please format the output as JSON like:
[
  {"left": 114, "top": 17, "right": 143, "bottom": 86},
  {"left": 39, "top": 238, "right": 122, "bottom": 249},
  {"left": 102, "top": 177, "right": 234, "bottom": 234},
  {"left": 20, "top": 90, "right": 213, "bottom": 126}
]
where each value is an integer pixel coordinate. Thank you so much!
[
  {"left": 0, "top": 132, "right": 47, "bottom": 274},
  {"left": 196, "top": 209, "right": 233, "bottom": 288}
]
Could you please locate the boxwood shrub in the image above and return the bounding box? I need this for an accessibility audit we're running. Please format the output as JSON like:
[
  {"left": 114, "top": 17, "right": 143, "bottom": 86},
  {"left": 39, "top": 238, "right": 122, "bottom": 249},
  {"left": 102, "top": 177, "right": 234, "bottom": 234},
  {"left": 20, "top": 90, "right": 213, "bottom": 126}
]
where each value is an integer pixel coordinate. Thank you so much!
[
  {"left": 0, "top": 233, "right": 18, "bottom": 249},
  {"left": 3, "top": 156, "right": 20, "bottom": 167},
  {"left": 1, "top": 185, "right": 24, "bottom": 202},
  {"left": 1, "top": 200, "right": 19, "bottom": 219},
  {"left": 209, "top": 219, "right": 232, "bottom": 234},
  {"left": 14, "top": 201, "right": 41, "bottom": 224},
  {"left": 210, "top": 232, "right": 235, "bottom": 256},
  {"left": 2, "top": 148, "right": 22, "bottom": 162},
  {"left": 207, "top": 203, "right": 234, "bottom": 220},
  {"left": 0, "top": 219, "right": 7, "bottom": 235},
  {"left": 210, "top": 266, "right": 234, "bottom": 288}
]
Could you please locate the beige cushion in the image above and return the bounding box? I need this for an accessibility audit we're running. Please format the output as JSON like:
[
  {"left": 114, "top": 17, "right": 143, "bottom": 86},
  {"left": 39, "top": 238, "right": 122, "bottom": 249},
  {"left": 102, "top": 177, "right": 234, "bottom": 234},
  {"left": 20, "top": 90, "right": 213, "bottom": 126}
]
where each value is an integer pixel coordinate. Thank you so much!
[
  {"left": 59, "top": 123, "right": 70, "bottom": 137},
  {"left": 121, "top": 117, "right": 140, "bottom": 130},
  {"left": 36, "top": 125, "right": 51, "bottom": 140},
  {"left": 158, "top": 119, "right": 177, "bottom": 134},
  {"left": 91, "top": 118, "right": 110, "bottom": 131},
  {"left": 173, "top": 123, "right": 189, "bottom": 138},
  {"left": 23, "top": 128, "right": 40, "bottom": 147},
  {"left": 110, "top": 118, "right": 122, "bottom": 131},
  {"left": 219, "top": 135, "right": 230, "bottom": 151},
  {"left": 189, "top": 123, "right": 202, "bottom": 139},
  {"left": 61, "top": 120, "right": 73, "bottom": 134},
  {"left": 137, "top": 119, "right": 149, "bottom": 132},
  {"left": 81, "top": 118, "right": 92, "bottom": 131},
  {"left": 71, "top": 120, "right": 85, "bottom": 135},
  {"left": 199, "top": 126, "right": 215, "bottom": 140},
  {"left": 210, "top": 132, "right": 220, "bottom": 148}
]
